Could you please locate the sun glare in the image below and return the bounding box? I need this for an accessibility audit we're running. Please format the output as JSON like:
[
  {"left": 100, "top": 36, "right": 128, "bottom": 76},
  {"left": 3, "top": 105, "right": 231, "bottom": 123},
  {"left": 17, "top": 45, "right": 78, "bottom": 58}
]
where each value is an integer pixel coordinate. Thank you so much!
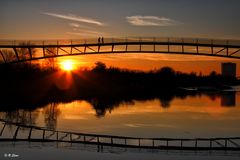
[{"left": 60, "top": 60, "right": 74, "bottom": 71}]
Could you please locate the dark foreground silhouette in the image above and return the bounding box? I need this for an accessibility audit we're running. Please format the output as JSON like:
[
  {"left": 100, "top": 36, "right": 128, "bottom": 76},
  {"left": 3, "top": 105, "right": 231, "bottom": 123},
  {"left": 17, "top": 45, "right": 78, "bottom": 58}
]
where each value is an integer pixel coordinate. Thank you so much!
[{"left": 0, "top": 62, "right": 238, "bottom": 115}]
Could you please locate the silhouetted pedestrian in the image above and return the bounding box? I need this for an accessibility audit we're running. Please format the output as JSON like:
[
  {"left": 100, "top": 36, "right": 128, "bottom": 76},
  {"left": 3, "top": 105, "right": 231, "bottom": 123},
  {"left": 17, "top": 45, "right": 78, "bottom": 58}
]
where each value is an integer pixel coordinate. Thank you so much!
[
  {"left": 101, "top": 37, "right": 104, "bottom": 43},
  {"left": 98, "top": 37, "right": 101, "bottom": 44}
]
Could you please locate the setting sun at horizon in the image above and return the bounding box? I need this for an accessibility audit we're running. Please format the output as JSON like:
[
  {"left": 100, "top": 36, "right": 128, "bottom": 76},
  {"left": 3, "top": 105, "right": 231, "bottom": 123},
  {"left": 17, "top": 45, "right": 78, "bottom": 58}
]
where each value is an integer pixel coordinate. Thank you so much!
[{"left": 60, "top": 60, "right": 75, "bottom": 71}]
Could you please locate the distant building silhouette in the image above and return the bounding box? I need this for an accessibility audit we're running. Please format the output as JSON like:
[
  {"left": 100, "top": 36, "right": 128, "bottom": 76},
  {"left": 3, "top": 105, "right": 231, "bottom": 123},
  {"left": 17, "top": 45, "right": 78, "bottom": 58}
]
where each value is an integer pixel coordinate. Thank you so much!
[{"left": 221, "top": 62, "right": 236, "bottom": 77}]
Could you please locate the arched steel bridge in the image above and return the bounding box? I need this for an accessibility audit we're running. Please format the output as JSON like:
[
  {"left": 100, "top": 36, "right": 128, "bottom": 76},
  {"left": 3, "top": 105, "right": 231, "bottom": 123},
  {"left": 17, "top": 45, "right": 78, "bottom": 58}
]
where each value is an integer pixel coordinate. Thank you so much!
[{"left": 0, "top": 37, "right": 240, "bottom": 64}]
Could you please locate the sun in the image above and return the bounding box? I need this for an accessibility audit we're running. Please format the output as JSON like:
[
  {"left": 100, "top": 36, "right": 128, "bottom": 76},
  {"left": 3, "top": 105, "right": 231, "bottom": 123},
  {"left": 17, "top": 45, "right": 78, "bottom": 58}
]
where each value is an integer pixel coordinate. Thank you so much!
[{"left": 60, "top": 60, "right": 74, "bottom": 71}]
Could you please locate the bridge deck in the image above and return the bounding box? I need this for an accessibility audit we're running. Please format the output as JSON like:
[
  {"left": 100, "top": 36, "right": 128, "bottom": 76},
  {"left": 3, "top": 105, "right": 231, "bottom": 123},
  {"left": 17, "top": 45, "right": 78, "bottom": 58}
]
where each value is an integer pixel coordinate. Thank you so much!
[
  {"left": 1, "top": 119, "right": 240, "bottom": 150},
  {"left": 0, "top": 37, "right": 240, "bottom": 64}
]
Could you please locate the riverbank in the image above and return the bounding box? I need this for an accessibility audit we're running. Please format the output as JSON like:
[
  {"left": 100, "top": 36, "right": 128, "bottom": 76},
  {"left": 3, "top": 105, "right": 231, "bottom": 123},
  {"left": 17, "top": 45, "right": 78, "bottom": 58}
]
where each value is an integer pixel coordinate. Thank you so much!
[{"left": 0, "top": 62, "right": 239, "bottom": 111}]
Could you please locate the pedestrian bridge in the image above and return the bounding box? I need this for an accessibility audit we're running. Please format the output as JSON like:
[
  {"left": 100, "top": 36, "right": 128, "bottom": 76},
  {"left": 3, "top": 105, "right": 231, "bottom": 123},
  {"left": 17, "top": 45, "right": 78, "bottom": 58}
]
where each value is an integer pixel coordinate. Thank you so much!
[{"left": 0, "top": 37, "right": 240, "bottom": 64}]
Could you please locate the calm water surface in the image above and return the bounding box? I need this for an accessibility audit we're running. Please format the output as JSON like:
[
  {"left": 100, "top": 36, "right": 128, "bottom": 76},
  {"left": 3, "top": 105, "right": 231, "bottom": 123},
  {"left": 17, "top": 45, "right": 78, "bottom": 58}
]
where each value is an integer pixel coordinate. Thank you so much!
[{"left": 1, "top": 92, "right": 240, "bottom": 138}]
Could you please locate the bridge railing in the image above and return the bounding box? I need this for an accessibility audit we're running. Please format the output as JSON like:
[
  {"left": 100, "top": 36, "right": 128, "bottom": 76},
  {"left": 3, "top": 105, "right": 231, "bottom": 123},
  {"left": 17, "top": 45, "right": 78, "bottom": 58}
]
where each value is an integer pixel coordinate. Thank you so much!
[
  {"left": 1, "top": 37, "right": 240, "bottom": 47},
  {"left": 0, "top": 36, "right": 240, "bottom": 64}
]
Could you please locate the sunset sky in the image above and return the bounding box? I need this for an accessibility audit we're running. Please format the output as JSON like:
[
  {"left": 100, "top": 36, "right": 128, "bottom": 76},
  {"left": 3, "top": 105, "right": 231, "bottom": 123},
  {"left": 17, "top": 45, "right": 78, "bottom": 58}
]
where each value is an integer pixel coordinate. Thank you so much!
[
  {"left": 1, "top": 0, "right": 240, "bottom": 75},
  {"left": 1, "top": 0, "right": 240, "bottom": 144},
  {"left": 1, "top": 0, "right": 240, "bottom": 40}
]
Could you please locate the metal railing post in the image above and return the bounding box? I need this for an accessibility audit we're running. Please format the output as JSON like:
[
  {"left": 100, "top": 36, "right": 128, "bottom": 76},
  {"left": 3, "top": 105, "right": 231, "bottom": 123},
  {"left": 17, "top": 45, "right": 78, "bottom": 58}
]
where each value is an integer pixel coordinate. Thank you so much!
[
  {"left": 182, "top": 38, "right": 184, "bottom": 53},
  {"left": 111, "top": 137, "right": 113, "bottom": 145},
  {"left": 13, "top": 126, "right": 20, "bottom": 139},
  {"left": 43, "top": 129, "right": 45, "bottom": 140},
  {"left": 196, "top": 39, "right": 199, "bottom": 54},
  {"left": 28, "top": 127, "right": 33, "bottom": 140}
]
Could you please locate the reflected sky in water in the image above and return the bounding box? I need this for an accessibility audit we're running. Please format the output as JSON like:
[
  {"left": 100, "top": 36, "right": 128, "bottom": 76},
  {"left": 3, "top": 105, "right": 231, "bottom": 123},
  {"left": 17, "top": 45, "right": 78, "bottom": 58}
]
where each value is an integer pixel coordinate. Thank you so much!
[{"left": 1, "top": 92, "right": 239, "bottom": 138}]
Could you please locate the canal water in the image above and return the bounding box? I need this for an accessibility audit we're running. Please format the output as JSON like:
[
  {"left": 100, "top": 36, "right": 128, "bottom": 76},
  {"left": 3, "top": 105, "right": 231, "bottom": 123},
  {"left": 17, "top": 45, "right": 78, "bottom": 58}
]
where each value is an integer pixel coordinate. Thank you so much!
[{"left": 1, "top": 91, "right": 240, "bottom": 139}]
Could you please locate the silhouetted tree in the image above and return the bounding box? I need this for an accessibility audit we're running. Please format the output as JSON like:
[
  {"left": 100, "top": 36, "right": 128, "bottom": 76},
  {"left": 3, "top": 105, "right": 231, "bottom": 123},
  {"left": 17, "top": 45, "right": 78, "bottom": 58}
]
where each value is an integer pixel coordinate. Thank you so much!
[
  {"left": 93, "top": 61, "right": 107, "bottom": 72},
  {"left": 210, "top": 71, "right": 218, "bottom": 77},
  {"left": 158, "top": 67, "right": 175, "bottom": 76}
]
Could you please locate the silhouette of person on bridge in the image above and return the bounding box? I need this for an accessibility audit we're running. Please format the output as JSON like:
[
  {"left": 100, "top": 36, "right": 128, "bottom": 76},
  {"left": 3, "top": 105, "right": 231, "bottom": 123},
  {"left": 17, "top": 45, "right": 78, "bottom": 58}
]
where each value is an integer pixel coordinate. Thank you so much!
[
  {"left": 98, "top": 37, "right": 101, "bottom": 44},
  {"left": 101, "top": 37, "right": 104, "bottom": 43}
]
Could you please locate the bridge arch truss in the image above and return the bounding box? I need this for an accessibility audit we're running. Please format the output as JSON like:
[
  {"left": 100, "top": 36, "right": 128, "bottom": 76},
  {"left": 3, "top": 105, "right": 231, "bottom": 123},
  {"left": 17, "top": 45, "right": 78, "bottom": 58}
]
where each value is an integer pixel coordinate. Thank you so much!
[{"left": 0, "top": 37, "right": 240, "bottom": 64}]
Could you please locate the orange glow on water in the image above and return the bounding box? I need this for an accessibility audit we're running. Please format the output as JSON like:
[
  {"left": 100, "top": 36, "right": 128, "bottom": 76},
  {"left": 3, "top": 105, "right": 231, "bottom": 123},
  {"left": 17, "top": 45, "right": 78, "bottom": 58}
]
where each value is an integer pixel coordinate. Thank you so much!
[{"left": 35, "top": 95, "right": 240, "bottom": 137}]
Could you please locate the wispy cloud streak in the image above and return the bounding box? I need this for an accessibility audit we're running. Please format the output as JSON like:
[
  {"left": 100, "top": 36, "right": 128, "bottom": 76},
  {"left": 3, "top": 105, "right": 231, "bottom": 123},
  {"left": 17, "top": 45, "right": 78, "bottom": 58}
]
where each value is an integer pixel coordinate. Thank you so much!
[
  {"left": 126, "top": 15, "right": 178, "bottom": 26},
  {"left": 67, "top": 30, "right": 101, "bottom": 35},
  {"left": 69, "top": 23, "right": 94, "bottom": 30},
  {"left": 66, "top": 30, "right": 108, "bottom": 37},
  {"left": 42, "top": 12, "right": 104, "bottom": 26},
  {"left": 69, "top": 23, "right": 80, "bottom": 28}
]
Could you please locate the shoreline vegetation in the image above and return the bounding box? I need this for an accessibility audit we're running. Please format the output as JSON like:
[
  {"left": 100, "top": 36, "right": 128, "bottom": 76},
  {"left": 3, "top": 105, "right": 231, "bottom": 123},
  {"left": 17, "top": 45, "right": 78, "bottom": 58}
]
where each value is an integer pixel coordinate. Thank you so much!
[{"left": 0, "top": 61, "right": 239, "bottom": 115}]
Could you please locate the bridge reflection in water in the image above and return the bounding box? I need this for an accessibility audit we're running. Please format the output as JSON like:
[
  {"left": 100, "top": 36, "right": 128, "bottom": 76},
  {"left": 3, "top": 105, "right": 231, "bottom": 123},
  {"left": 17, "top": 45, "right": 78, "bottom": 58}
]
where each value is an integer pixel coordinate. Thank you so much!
[
  {"left": 0, "top": 37, "right": 240, "bottom": 64},
  {"left": 0, "top": 119, "right": 240, "bottom": 151}
]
